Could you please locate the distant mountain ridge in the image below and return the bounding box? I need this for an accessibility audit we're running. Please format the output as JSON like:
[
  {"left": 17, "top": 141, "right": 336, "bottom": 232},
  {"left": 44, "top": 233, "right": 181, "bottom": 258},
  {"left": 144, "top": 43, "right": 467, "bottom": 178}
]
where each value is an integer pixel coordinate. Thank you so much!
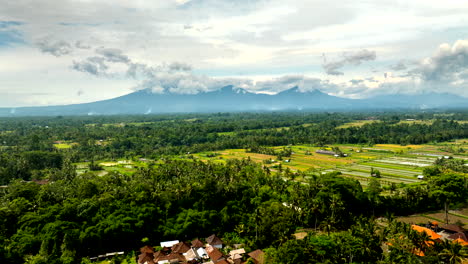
[{"left": 0, "top": 86, "right": 467, "bottom": 116}]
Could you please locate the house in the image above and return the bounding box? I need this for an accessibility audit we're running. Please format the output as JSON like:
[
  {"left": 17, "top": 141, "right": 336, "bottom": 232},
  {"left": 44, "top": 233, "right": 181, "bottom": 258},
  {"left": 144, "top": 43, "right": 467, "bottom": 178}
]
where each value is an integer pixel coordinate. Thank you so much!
[
  {"left": 153, "top": 250, "right": 187, "bottom": 264},
  {"left": 196, "top": 247, "right": 209, "bottom": 259},
  {"left": 138, "top": 246, "right": 155, "bottom": 264},
  {"left": 184, "top": 248, "right": 200, "bottom": 261},
  {"left": 247, "top": 249, "right": 265, "bottom": 264},
  {"left": 441, "top": 224, "right": 465, "bottom": 234},
  {"left": 228, "top": 248, "right": 245, "bottom": 264},
  {"left": 172, "top": 241, "right": 191, "bottom": 254},
  {"left": 206, "top": 245, "right": 225, "bottom": 262},
  {"left": 161, "top": 240, "right": 180, "bottom": 248},
  {"left": 191, "top": 239, "right": 204, "bottom": 248},
  {"left": 206, "top": 234, "right": 223, "bottom": 249}
]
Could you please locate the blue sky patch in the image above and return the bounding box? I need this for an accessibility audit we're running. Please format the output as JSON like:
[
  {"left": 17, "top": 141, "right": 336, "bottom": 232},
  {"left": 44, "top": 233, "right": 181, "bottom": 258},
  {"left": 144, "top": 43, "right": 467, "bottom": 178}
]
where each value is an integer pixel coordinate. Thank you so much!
[
  {"left": 0, "top": 21, "right": 23, "bottom": 29},
  {"left": 0, "top": 21, "right": 24, "bottom": 47},
  {"left": 0, "top": 30, "right": 24, "bottom": 47}
]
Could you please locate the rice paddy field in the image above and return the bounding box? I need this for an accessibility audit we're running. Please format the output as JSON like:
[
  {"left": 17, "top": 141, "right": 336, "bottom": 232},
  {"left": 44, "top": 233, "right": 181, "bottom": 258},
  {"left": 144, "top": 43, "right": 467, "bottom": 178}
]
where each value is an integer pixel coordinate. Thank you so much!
[
  {"left": 70, "top": 137, "right": 467, "bottom": 188},
  {"left": 397, "top": 210, "right": 468, "bottom": 228},
  {"left": 190, "top": 140, "right": 467, "bottom": 187}
]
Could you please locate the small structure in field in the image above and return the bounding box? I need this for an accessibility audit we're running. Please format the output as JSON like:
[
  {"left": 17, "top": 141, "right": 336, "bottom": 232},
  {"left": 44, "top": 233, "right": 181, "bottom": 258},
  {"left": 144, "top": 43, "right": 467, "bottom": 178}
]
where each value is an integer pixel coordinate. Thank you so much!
[{"left": 315, "top": 150, "right": 336, "bottom": 156}]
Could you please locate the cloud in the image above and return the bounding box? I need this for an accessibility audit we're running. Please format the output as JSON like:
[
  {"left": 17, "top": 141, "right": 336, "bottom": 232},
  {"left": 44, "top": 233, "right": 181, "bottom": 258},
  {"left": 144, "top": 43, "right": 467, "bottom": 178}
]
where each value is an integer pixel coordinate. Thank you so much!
[
  {"left": 75, "top": 41, "right": 91, "bottom": 49},
  {"left": 349, "top": 79, "right": 364, "bottom": 85},
  {"left": 322, "top": 49, "right": 376, "bottom": 75},
  {"left": 168, "top": 62, "right": 192, "bottom": 72},
  {"left": 95, "top": 47, "right": 130, "bottom": 63},
  {"left": 36, "top": 39, "right": 73, "bottom": 56},
  {"left": 417, "top": 40, "right": 468, "bottom": 82},
  {"left": 72, "top": 60, "right": 100, "bottom": 76},
  {"left": 72, "top": 56, "right": 110, "bottom": 76},
  {"left": 71, "top": 48, "right": 133, "bottom": 76},
  {"left": 390, "top": 60, "right": 407, "bottom": 71}
]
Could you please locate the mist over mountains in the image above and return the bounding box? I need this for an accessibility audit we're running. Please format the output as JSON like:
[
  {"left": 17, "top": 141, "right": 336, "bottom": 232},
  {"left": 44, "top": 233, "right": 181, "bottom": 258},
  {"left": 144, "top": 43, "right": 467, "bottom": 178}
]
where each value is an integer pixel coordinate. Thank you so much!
[{"left": 1, "top": 86, "right": 467, "bottom": 116}]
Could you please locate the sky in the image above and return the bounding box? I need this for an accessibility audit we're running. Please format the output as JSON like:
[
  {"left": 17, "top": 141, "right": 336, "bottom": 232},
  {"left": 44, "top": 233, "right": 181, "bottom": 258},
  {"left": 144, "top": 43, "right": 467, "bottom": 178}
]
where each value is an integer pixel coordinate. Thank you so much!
[{"left": 0, "top": 0, "right": 468, "bottom": 107}]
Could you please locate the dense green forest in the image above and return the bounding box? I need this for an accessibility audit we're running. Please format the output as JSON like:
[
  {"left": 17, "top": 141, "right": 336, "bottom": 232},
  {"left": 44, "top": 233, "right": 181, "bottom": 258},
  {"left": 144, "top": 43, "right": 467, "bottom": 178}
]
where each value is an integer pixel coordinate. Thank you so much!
[{"left": 0, "top": 111, "right": 467, "bottom": 263}]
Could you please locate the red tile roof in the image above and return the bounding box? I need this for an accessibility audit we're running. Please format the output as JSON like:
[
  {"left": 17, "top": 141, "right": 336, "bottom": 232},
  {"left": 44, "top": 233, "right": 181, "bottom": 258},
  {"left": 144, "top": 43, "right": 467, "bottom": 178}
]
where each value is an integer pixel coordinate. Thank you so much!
[
  {"left": 138, "top": 252, "right": 155, "bottom": 264},
  {"left": 441, "top": 224, "right": 465, "bottom": 233},
  {"left": 248, "top": 249, "right": 265, "bottom": 264},
  {"left": 191, "top": 238, "right": 204, "bottom": 248},
  {"left": 140, "top": 245, "right": 155, "bottom": 254},
  {"left": 206, "top": 245, "right": 224, "bottom": 262},
  {"left": 206, "top": 234, "right": 223, "bottom": 246},
  {"left": 172, "top": 241, "right": 191, "bottom": 254}
]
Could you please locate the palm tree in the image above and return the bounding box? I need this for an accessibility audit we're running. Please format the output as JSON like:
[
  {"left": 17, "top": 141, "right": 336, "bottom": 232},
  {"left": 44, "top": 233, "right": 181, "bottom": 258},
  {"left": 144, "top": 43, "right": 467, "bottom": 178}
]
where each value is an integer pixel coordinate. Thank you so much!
[{"left": 438, "top": 239, "right": 468, "bottom": 264}]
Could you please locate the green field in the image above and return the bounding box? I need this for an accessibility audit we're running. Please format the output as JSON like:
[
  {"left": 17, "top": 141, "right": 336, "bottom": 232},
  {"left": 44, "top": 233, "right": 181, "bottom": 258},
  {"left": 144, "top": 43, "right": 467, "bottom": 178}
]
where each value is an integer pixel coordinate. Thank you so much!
[
  {"left": 76, "top": 140, "right": 466, "bottom": 187},
  {"left": 337, "top": 120, "right": 379, "bottom": 128},
  {"left": 186, "top": 142, "right": 466, "bottom": 186},
  {"left": 53, "top": 142, "right": 76, "bottom": 149}
]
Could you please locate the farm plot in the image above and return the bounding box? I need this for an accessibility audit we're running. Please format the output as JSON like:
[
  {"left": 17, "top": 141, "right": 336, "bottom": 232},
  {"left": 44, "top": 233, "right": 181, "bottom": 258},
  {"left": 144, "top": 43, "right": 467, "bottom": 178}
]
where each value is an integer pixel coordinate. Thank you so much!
[
  {"left": 363, "top": 162, "right": 424, "bottom": 172},
  {"left": 335, "top": 169, "right": 417, "bottom": 184},
  {"left": 336, "top": 120, "right": 379, "bottom": 128},
  {"left": 397, "top": 214, "right": 466, "bottom": 227},
  {"left": 195, "top": 146, "right": 359, "bottom": 172},
  {"left": 336, "top": 167, "right": 418, "bottom": 184},
  {"left": 385, "top": 156, "right": 437, "bottom": 163},
  {"left": 372, "top": 158, "right": 433, "bottom": 167},
  {"left": 349, "top": 164, "right": 419, "bottom": 177}
]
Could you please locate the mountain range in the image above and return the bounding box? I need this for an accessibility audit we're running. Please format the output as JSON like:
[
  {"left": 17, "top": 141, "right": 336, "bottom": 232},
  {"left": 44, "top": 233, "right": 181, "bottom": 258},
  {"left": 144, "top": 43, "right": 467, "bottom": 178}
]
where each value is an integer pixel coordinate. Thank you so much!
[{"left": 1, "top": 86, "right": 467, "bottom": 116}]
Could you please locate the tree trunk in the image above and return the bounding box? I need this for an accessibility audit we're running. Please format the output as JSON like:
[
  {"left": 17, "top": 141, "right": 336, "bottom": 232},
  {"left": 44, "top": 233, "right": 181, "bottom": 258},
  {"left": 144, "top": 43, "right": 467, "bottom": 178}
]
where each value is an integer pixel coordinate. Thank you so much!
[{"left": 444, "top": 201, "right": 449, "bottom": 224}]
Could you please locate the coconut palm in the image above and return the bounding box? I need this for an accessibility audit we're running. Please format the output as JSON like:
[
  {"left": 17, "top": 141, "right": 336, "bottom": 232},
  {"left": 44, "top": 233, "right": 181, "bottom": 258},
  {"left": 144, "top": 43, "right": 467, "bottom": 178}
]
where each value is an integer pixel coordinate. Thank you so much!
[{"left": 438, "top": 239, "right": 468, "bottom": 264}]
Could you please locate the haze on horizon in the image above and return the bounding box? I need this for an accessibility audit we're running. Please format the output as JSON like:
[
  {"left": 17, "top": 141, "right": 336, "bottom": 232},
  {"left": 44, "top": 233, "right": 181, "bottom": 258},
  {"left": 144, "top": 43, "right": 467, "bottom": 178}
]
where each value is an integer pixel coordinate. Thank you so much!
[{"left": 0, "top": 0, "right": 468, "bottom": 107}]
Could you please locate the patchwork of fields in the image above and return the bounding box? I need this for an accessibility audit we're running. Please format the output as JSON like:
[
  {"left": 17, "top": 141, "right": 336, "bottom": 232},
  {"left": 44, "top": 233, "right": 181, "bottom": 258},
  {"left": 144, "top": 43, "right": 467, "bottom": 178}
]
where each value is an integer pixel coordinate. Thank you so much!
[
  {"left": 67, "top": 138, "right": 467, "bottom": 188},
  {"left": 189, "top": 140, "right": 467, "bottom": 186}
]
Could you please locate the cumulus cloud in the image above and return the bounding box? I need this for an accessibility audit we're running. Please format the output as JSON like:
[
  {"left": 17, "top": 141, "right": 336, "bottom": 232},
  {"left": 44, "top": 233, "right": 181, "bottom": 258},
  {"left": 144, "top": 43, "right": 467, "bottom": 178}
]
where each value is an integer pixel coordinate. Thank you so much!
[
  {"left": 71, "top": 47, "right": 135, "bottom": 76},
  {"left": 72, "top": 56, "right": 109, "bottom": 76},
  {"left": 417, "top": 40, "right": 468, "bottom": 82},
  {"left": 36, "top": 39, "right": 73, "bottom": 56},
  {"left": 322, "top": 49, "right": 376, "bottom": 75}
]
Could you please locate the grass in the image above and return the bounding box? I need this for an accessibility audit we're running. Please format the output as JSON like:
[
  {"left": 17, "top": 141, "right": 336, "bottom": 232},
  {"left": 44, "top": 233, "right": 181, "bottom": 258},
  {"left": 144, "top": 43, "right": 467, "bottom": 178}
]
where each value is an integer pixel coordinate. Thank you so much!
[
  {"left": 337, "top": 120, "right": 379, "bottom": 129},
  {"left": 397, "top": 120, "right": 434, "bottom": 125},
  {"left": 53, "top": 143, "right": 77, "bottom": 149},
  {"left": 53, "top": 143, "right": 73, "bottom": 149}
]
